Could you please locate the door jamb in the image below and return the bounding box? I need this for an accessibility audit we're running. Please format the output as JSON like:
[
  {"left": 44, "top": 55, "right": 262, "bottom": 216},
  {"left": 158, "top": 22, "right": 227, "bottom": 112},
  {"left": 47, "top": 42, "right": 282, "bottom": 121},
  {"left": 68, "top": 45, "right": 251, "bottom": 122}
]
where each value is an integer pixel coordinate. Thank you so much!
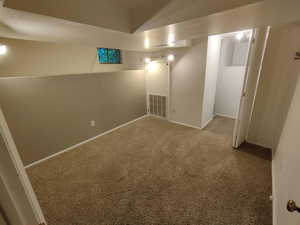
[
  {"left": 232, "top": 29, "right": 256, "bottom": 148},
  {"left": 167, "top": 61, "right": 171, "bottom": 121},
  {"left": 0, "top": 106, "right": 47, "bottom": 225},
  {"left": 232, "top": 26, "right": 271, "bottom": 148}
]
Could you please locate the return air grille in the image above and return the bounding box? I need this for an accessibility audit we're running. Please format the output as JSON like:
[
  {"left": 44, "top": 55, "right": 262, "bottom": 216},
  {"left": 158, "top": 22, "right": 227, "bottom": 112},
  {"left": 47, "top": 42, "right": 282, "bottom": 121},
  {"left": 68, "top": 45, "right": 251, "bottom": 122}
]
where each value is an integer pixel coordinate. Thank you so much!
[{"left": 149, "top": 95, "right": 167, "bottom": 118}]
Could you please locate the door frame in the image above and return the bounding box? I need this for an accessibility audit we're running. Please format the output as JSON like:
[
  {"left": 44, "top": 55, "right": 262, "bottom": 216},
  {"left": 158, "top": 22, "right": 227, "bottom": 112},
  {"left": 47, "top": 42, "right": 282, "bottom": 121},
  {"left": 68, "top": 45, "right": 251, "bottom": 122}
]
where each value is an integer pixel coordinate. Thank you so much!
[
  {"left": 232, "top": 26, "right": 271, "bottom": 148},
  {"left": 0, "top": 106, "right": 46, "bottom": 225},
  {"left": 232, "top": 28, "right": 256, "bottom": 148}
]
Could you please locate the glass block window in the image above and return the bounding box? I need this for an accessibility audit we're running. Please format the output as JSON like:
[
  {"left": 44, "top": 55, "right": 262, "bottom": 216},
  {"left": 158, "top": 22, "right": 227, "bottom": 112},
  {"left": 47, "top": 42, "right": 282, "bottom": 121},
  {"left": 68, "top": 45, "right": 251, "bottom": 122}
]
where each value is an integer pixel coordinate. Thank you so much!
[{"left": 97, "top": 48, "right": 121, "bottom": 64}]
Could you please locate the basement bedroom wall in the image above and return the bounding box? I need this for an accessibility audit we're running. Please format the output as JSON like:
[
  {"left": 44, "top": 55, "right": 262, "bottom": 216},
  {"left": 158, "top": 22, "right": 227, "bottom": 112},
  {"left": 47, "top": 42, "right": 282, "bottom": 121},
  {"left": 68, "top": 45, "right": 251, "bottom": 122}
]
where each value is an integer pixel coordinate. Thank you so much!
[
  {"left": 0, "top": 38, "right": 147, "bottom": 166},
  {"left": 150, "top": 38, "right": 208, "bottom": 128},
  {"left": 0, "top": 38, "right": 146, "bottom": 77}
]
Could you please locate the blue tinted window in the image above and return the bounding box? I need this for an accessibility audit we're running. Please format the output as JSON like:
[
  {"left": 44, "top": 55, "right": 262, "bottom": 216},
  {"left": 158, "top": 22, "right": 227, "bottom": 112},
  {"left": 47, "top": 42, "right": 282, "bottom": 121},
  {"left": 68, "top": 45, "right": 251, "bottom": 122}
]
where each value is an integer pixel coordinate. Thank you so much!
[{"left": 97, "top": 48, "right": 121, "bottom": 64}]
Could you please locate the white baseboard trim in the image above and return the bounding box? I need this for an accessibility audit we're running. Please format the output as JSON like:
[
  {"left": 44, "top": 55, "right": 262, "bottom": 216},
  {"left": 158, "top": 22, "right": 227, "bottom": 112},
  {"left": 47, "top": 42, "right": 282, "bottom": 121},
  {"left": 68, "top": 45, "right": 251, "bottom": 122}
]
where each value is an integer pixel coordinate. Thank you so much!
[
  {"left": 169, "top": 120, "right": 202, "bottom": 130},
  {"left": 246, "top": 140, "right": 272, "bottom": 149},
  {"left": 25, "top": 114, "right": 149, "bottom": 169},
  {"left": 148, "top": 114, "right": 168, "bottom": 120},
  {"left": 215, "top": 113, "right": 236, "bottom": 120},
  {"left": 201, "top": 115, "right": 215, "bottom": 129},
  {"left": 271, "top": 150, "right": 276, "bottom": 225}
]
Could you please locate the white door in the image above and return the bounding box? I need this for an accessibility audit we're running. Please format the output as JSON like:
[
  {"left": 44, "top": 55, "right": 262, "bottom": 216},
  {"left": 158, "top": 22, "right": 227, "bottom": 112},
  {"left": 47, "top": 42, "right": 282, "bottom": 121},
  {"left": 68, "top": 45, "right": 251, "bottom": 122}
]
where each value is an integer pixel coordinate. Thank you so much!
[
  {"left": 273, "top": 68, "right": 300, "bottom": 225},
  {"left": 233, "top": 27, "right": 270, "bottom": 148}
]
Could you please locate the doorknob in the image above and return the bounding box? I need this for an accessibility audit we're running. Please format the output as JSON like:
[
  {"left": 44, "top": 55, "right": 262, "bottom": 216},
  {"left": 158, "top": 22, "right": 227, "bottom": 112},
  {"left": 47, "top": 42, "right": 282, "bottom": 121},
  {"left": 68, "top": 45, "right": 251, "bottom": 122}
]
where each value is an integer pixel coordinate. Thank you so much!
[{"left": 287, "top": 200, "right": 300, "bottom": 213}]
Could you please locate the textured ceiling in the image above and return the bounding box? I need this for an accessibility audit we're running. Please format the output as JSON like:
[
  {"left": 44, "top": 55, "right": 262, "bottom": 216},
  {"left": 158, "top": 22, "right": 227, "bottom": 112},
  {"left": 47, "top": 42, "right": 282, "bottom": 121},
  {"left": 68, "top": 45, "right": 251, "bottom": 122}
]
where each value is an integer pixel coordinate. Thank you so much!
[
  {"left": 108, "top": 0, "right": 170, "bottom": 10},
  {"left": 3, "top": 0, "right": 171, "bottom": 33},
  {"left": 3, "top": 0, "right": 262, "bottom": 33},
  {"left": 1, "top": 0, "right": 300, "bottom": 51},
  {"left": 135, "top": 0, "right": 264, "bottom": 32}
]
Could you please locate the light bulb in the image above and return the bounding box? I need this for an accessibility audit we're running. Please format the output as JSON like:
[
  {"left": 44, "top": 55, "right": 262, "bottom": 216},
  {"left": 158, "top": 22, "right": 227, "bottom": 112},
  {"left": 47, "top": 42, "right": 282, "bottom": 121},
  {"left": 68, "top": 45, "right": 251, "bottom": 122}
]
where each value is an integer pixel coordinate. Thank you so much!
[
  {"left": 167, "top": 54, "right": 175, "bottom": 61},
  {"left": 0, "top": 45, "right": 7, "bottom": 55},
  {"left": 147, "top": 62, "right": 158, "bottom": 71},
  {"left": 145, "top": 57, "right": 151, "bottom": 63},
  {"left": 235, "top": 32, "right": 244, "bottom": 40},
  {"left": 144, "top": 38, "right": 150, "bottom": 49}
]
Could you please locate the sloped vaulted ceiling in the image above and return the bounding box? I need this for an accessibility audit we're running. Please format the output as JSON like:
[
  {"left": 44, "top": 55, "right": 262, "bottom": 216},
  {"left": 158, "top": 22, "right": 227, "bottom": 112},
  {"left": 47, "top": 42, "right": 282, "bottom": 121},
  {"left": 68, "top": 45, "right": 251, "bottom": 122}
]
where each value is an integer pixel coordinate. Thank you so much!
[
  {"left": 134, "top": 0, "right": 264, "bottom": 32},
  {"left": 3, "top": 0, "right": 172, "bottom": 33},
  {"left": 4, "top": 0, "right": 133, "bottom": 33},
  {"left": 1, "top": 0, "right": 300, "bottom": 51},
  {"left": 4, "top": 0, "right": 262, "bottom": 33}
]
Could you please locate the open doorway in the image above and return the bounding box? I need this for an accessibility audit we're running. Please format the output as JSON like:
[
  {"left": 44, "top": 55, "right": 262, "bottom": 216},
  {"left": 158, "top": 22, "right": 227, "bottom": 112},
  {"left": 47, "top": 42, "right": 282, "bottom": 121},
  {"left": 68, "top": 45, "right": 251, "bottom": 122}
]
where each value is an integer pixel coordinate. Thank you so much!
[{"left": 201, "top": 30, "right": 253, "bottom": 146}]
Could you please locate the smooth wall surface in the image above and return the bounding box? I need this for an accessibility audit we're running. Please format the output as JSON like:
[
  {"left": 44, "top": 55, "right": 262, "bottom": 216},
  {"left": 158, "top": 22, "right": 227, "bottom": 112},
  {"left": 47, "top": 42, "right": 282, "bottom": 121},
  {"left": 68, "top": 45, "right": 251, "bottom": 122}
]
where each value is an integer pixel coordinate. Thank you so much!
[
  {"left": 150, "top": 38, "right": 208, "bottom": 128},
  {"left": 214, "top": 38, "right": 248, "bottom": 119},
  {"left": 146, "top": 61, "right": 169, "bottom": 116},
  {"left": 0, "top": 38, "right": 146, "bottom": 77},
  {"left": 169, "top": 39, "right": 208, "bottom": 128},
  {"left": 202, "top": 35, "right": 221, "bottom": 127},
  {"left": 215, "top": 67, "right": 245, "bottom": 119},
  {"left": 273, "top": 62, "right": 300, "bottom": 225},
  {"left": 146, "top": 61, "right": 169, "bottom": 96},
  {"left": 0, "top": 71, "right": 146, "bottom": 165},
  {"left": 247, "top": 24, "right": 300, "bottom": 149}
]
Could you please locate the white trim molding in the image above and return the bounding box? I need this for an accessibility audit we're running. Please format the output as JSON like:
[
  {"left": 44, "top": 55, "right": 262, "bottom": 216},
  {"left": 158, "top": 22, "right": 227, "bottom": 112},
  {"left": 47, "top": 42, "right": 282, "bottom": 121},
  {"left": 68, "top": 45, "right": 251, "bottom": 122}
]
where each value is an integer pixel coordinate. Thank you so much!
[
  {"left": 25, "top": 115, "right": 149, "bottom": 169},
  {"left": 214, "top": 113, "right": 236, "bottom": 120},
  {"left": 0, "top": 107, "right": 46, "bottom": 224},
  {"left": 201, "top": 116, "right": 215, "bottom": 129},
  {"left": 170, "top": 120, "right": 202, "bottom": 130},
  {"left": 271, "top": 149, "right": 277, "bottom": 225},
  {"left": 246, "top": 140, "right": 272, "bottom": 149}
]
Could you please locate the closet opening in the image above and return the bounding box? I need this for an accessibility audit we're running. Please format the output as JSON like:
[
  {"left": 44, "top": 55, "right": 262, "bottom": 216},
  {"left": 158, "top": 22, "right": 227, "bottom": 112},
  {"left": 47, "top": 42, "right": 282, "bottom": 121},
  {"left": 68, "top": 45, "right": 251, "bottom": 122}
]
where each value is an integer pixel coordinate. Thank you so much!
[{"left": 202, "top": 30, "right": 253, "bottom": 147}]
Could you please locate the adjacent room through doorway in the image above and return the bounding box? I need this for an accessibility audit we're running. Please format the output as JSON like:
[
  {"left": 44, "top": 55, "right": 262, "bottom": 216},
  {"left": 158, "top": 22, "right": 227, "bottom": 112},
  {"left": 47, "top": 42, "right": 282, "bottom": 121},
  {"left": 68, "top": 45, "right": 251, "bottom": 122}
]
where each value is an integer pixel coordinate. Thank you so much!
[{"left": 202, "top": 30, "right": 252, "bottom": 147}]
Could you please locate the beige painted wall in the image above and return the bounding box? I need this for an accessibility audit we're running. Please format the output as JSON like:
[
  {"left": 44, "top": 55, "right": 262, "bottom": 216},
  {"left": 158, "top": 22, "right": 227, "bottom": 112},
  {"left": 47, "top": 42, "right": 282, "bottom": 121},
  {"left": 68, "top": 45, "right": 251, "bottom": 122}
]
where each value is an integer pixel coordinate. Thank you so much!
[
  {"left": 0, "top": 71, "right": 146, "bottom": 165},
  {"left": 170, "top": 40, "right": 207, "bottom": 128},
  {"left": 146, "top": 61, "right": 169, "bottom": 96},
  {"left": 151, "top": 39, "right": 208, "bottom": 128},
  {"left": 0, "top": 38, "right": 145, "bottom": 77},
  {"left": 247, "top": 24, "right": 300, "bottom": 149},
  {"left": 272, "top": 59, "right": 300, "bottom": 225},
  {"left": 202, "top": 35, "right": 221, "bottom": 127}
]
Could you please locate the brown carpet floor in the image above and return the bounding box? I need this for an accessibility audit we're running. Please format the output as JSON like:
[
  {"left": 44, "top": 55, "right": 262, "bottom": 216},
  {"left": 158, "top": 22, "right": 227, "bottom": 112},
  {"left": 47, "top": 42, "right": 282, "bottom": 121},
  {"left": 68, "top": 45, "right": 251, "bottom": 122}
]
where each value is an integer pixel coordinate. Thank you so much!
[{"left": 27, "top": 116, "right": 272, "bottom": 225}]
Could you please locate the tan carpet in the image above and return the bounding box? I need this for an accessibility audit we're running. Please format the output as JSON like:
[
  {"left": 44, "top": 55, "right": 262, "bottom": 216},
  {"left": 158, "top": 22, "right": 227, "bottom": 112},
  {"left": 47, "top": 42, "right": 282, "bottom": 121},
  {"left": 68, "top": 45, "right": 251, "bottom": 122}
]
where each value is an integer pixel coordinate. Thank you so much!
[{"left": 27, "top": 116, "right": 272, "bottom": 225}]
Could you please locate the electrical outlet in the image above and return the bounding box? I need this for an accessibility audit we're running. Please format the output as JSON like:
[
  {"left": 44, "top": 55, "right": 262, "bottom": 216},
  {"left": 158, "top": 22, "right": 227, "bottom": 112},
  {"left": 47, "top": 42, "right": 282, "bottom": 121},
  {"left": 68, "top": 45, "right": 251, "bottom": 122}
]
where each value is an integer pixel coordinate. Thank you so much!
[{"left": 90, "top": 120, "right": 95, "bottom": 127}]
